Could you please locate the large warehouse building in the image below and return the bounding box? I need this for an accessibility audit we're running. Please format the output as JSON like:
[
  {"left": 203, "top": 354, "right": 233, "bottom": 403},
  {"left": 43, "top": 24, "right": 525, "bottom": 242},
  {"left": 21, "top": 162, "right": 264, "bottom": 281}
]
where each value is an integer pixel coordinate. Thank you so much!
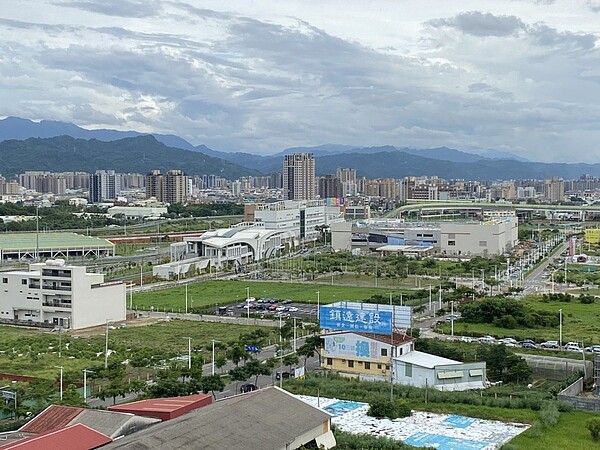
[{"left": 0, "top": 232, "right": 115, "bottom": 262}]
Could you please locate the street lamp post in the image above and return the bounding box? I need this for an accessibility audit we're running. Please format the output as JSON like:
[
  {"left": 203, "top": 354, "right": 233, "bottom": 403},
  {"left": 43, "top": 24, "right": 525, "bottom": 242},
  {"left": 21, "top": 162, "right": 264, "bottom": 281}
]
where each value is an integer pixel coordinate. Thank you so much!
[
  {"left": 185, "top": 285, "right": 189, "bottom": 314},
  {"left": 83, "top": 369, "right": 94, "bottom": 402},
  {"left": 316, "top": 291, "right": 320, "bottom": 321},
  {"left": 56, "top": 366, "right": 64, "bottom": 400},
  {"left": 211, "top": 339, "right": 219, "bottom": 376},
  {"left": 559, "top": 309, "right": 563, "bottom": 348},
  {"left": 246, "top": 286, "right": 250, "bottom": 321},
  {"left": 184, "top": 337, "right": 192, "bottom": 370}
]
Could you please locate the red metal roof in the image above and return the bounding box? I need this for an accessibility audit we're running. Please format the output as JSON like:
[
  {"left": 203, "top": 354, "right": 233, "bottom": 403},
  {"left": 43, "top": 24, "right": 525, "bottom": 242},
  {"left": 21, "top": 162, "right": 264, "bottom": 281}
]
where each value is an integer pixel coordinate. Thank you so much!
[
  {"left": 0, "top": 423, "right": 111, "bottom": 450},
  {"left": 108, "top": 393, "right": 212, "bottom": 421},
  {"left": 19, "top": 405, "right": 84, "bottom": 435}
]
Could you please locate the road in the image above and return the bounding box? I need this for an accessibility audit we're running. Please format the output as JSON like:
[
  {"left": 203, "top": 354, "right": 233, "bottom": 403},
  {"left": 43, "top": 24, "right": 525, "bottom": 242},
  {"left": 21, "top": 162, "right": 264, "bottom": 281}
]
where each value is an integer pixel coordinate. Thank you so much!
[{"left": 521, "top": 241, "right": 568, "bottom": 296}]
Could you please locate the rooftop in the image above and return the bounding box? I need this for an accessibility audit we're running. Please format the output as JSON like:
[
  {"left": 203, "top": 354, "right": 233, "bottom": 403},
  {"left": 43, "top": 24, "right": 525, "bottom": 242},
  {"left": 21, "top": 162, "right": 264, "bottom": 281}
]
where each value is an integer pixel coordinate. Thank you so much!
[
  {"left": 394, "top": 350, "right": 460, "bottom": 369},
  {"left": 0, "top": 424, "right": 111, "bottom": 450},
  {"left": 0, "top": 232, "right": 114, "bottom": 251},
  {"left": 103, "top": 387, "right": 333, "bottom": 450}
]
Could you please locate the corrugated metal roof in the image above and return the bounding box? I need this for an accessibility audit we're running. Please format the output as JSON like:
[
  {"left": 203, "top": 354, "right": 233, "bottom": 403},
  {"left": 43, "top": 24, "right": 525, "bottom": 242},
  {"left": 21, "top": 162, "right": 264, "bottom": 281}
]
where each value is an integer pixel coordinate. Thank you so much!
[
  {"left": 103, "top": 387, "right": 332, "bottom": 450},
  {"left": 0, "top": 424, "right": 111, "bottom": 450},
  {"left": 394, "top": 350, "right": 459, "bottom": 368},
  {"left": 108, "top": 393, "right": 211, "bottom": 415},
  {"left": 19, "top": 405, "right": 84, "bottom": 435},
  {"left": 68, "top": 409, "right": 159, "bottom": 438}
]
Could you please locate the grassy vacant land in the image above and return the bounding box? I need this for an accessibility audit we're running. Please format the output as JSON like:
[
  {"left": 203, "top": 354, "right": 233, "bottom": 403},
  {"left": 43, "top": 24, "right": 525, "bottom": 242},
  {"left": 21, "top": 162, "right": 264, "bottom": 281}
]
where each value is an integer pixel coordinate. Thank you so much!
[
  {"left": 284, "top": 375, "right": 599, "bottom": 450},
  {"left": 132, "top": 280, "right": 409, "bottom": 311},
  {"left": 509, "top": 410, "right": 599, "bottom": 450},
  {"left": 0, "top": 320, "right": 275, "bottom": 379},
  {"left": 438, "top": 295, "right": 600, "bottom": 344}
]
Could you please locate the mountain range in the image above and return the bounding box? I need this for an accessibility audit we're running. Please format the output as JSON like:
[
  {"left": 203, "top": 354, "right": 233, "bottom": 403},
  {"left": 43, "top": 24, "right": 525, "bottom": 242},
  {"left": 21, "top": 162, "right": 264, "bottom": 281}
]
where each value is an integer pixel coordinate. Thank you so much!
[{"left": 0, "top": 116, "right": 598, "bottom": 181}]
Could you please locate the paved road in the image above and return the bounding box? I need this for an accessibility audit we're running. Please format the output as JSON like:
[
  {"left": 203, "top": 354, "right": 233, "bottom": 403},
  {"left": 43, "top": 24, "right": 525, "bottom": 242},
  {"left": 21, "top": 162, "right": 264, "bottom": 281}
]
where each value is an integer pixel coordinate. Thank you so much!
[{"left": 521, "top": 241, "right": 568, "bottom": 296}]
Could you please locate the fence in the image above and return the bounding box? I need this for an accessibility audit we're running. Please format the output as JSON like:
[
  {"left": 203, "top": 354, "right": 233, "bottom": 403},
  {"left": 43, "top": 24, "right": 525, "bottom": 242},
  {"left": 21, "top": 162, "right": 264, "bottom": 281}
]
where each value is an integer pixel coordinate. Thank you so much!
[{"left": 557, "top": 377, "right": 600, "bottom": 412}]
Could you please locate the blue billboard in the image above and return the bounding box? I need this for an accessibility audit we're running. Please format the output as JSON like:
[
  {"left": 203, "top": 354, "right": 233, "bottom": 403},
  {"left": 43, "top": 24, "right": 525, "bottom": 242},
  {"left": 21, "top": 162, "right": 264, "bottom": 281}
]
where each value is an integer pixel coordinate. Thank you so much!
[{"left": 320, "top": 306, "right": 392, "bottom": 335}]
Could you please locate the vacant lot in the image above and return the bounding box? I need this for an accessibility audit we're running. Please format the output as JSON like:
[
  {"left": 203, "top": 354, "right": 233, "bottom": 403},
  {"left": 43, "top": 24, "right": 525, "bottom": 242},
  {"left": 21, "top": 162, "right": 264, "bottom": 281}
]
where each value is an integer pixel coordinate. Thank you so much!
[
  {"left": 132, "top": 280, "right": 408, "bottom": 311},
  {"left": 0, "top": 320, "right": 275, "bottom": 379},
  {"left": 439, "top": 295, "right": 600, "bottom": 344}
]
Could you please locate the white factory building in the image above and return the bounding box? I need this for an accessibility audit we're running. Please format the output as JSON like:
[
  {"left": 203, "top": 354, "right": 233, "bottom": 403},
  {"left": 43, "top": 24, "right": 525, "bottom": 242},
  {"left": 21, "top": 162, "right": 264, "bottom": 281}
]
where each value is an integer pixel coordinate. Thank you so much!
[
  {"left": 331, "top": 217, "right": 518, "bottom": 257},
  {"left": 0, "top": 259, "right": 126, "bottom": 330}
]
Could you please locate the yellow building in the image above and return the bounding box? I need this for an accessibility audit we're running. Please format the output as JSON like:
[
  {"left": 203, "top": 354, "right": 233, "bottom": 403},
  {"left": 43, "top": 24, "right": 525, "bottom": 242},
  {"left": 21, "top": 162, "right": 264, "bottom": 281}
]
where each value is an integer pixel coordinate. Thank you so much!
[
  {"left": 321, "top": 331, "right": 415, "bottom": 380},
  {"left": 585, "top": 228, "right": 600, "bottom": 244}
]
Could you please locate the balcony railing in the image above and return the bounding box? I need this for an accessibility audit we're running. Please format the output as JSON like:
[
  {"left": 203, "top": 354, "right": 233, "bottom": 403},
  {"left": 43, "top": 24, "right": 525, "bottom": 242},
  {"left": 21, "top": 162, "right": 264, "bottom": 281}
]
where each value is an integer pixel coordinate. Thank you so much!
[
  {"left": 41, "top": 285, "right": 71, "bottom": 291},
  {"left": 42, "top": 301, "right": 72, "bottom": 309}
]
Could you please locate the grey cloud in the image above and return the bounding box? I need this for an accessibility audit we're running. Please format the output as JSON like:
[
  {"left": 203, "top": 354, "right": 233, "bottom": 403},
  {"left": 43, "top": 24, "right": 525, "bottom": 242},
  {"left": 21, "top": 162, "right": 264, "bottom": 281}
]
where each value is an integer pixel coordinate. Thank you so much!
[
  {"left": 429, "top": 11, "right": 525, "bottom": 37},
  {"left": 54, "top": 0, "right": 162, "bottom": 18},
  {"left": 530, "top": 24, "right": 597, "bottom": 50},
  {"left": 588, "top": 0, "right": 600, "bottom": 12}
]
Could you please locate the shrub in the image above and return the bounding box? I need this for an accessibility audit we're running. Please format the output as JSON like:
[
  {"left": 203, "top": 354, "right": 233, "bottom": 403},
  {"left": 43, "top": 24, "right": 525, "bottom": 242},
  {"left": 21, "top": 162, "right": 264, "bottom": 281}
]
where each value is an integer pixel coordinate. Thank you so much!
[
  {"left": 367, "top": 397, "right": 412, "bottom": 420},
  {"left": 538, "top": 402, "right": 560, "bottom": 428},
  {"left": 587, "top": 417, "right": 600, "bottom": 440}
]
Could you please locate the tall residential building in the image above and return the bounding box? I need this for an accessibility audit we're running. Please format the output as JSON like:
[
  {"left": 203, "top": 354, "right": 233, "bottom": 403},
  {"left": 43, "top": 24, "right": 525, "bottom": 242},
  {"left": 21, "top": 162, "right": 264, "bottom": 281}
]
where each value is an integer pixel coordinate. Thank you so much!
[
  {"left": 283, "top": 153, "right": 315, "bottom": 200},
  {"left": 146, "top": 170, "right": 189, "bottom": 204},
  {"left": 89, "top": 170, "right": 121, "bottom": 203},
  {"left": 544, "top": 177, "right": 565, "bottom": 203},
  {"left": 317, "top": 175, "right": 341, "bottom": 199}
]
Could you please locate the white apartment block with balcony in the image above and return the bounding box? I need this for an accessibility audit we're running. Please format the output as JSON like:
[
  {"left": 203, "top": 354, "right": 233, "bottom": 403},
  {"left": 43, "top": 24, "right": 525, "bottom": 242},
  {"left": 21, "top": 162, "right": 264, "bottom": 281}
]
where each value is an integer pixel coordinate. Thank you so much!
[{"left": 0, "top": 260, "right": 125, "bottom": 330}]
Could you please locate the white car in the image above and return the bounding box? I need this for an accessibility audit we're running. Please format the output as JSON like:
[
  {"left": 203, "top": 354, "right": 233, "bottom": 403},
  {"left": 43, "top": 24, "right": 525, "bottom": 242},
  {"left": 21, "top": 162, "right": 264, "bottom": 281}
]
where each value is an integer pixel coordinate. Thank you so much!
[
  {"left": 478, "top": 336, "right": 496, "bottom": 344},
  {"left": 498, "top": 338, "right": 518, "bottom": 347},
  {"left": 460, "top": 336, "right": 475, "bottom": 343},
  {"left": 288, "top": 307, "right": 299, "bottom": 312},
  {"left": 565, "top": 342, "right": 582, "bottom": 352}
]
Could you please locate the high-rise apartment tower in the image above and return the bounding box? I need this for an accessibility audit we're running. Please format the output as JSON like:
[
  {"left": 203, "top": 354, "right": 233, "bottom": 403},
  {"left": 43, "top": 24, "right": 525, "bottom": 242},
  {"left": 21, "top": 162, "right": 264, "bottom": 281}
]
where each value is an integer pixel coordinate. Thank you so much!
[{"left": 283, "top": 153, "right": 315, "bottom": 200}]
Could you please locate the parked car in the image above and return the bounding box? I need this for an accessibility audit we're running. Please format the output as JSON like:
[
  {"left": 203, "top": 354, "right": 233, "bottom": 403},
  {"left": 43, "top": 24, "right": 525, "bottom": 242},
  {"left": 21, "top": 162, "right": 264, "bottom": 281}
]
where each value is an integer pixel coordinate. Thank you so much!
[
  {"left": 565, "top": 342, "right": 582, "bottom": 352},
  {"left": 240, "top": 383, "right": 257, "bottom": 393},
  {"left": 288, "top": 307, "right": 299, "bottom": 312},
  {"left": 540, "top": 340, "right": 559, "bottom": 349},
  {"left": 460, "top": 336, "right": 475, "bottom": 343},
  {"left": 585, "top": 345, "right": 600, "bottom": 353},
  {"left": 478, "top": 336, "right": 496, "bottom": 344},
  {"left": 276, "top": 371, "right": 293, "bottom": 380},
  {"left": 498, "top": 338, "right": 518, "bottom": 346},
  {"left": 521, "top": 341, "right": 537, "bottom": 349}
]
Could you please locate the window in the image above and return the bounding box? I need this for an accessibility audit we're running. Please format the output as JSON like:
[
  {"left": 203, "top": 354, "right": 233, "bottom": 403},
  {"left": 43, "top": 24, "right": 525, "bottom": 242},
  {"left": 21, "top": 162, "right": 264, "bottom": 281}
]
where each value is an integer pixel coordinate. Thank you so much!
[
  {"left": 348, "top": 360, "right": 354, "bottom": 368},
  {"left": 365, "top": 362, "right": 371, "bottom": 370},
  {"left": 377, "top": 364, "right": 382, "bottom": 369},
  {"left": 2, "top": 278, "right": 7, "bottom": 283},
  {"left": 326, "top": 358, "right": 333, "bottom": 365},
  {"left": 448, "top": 240, "right": 456, "bottom": 246},
  {"left": 21, "top": 279, "right": 27, "bottom": 285},
  {"left": 479, "top": 240, "right": 488, "bottom": 247},
  {"left": 405, "top": 363, "right": 413, "bottom": 377},
  {"left": 381, "top": 348, "right": 388, "bottom": 357}
]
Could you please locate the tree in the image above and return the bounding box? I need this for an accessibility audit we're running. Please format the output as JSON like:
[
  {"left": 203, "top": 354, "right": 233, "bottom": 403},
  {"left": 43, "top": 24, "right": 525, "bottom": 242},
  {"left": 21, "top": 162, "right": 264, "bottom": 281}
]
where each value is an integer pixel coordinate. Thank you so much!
[
  {"left": 244, "top": 359, "right": 272, "bottom": 385},
  {"left": 57, "top": 384, "right": 86, "bottom": 407},
  {"left": 587, "top": 417, "right": 600, "bottom": 440},
  {"left": 226, "top": 344, "right": 248, "bottom": 367},
  {"left": 200, "top": 375, "right": 226, "bottom": 399},
  {"left": 301, "top": 335, "right": 324, "bottom": 365},
  {"left": 215, "top": 355, "right": 227, "bottom": 373},
  {"left": 229, "top": 366, "right": 249, "bottom": 393},
  {"left": 283, "top": 354, "right": 299, "bottom": 372}
]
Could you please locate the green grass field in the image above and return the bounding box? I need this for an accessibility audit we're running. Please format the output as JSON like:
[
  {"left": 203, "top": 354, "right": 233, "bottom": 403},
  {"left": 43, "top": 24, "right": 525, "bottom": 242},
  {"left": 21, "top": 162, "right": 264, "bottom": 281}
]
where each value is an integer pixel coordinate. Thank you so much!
[
  {"left": 438, "top": 296, "right": 600, "bottom": 344},
  {"left": 132, "top": 280, "right": 409, "bottom": 311},
  {"left": 509, "top": 410, "right": 599, "bottom": 450},
  {"left": 0, "top": 320, "right": 275, "bottom": 379}
]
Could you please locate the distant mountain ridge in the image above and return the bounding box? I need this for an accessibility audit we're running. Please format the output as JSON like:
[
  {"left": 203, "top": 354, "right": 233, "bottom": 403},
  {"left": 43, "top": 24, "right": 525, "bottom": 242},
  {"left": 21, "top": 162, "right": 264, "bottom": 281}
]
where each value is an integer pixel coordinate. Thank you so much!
[
  {"left": 0, "top": 135, "right": 260, "bottom": 179},
  {"left": 5, "top": 116, "right": 598, "bottom": 181}
]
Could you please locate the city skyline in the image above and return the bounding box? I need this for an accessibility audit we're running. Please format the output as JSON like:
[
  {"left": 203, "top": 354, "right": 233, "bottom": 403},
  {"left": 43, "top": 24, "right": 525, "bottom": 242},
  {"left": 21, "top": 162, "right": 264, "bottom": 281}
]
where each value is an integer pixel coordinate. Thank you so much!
[{"left": 1, "top": 1, "right": 599, "bottom": 162}]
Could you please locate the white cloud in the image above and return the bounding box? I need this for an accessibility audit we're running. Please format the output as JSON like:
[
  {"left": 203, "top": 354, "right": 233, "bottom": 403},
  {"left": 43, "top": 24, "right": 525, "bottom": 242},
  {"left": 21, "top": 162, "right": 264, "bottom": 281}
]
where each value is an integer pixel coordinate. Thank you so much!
[{"left": 0, "top": 0, "right": 599, "bottom": 162}]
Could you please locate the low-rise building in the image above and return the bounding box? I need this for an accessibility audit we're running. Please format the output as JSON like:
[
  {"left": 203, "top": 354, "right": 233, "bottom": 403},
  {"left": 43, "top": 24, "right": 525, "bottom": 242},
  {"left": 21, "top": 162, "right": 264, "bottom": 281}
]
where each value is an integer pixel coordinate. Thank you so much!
[
  {"left": 393, "top": 351, "right": 487, "bottom": 391},
  {"left": 321, "top": 331, "right": 416, "bottom": 381},
  {"left": 0, "top": 259, "right": 126, "bottom": 329}
]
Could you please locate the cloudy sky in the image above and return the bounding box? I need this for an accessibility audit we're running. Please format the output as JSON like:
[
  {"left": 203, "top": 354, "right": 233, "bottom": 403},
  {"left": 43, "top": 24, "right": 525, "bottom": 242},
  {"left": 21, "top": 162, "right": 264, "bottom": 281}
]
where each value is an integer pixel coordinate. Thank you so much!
[{"left": 1, "top": 0, "right": 600, "bottom": 161}]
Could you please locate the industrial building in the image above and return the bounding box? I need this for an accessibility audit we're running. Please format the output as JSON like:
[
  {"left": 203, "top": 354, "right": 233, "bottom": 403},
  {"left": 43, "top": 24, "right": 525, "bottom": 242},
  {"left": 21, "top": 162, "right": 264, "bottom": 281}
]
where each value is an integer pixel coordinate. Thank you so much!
[
  {"left": 0, "top": 259, "right": 126, "bottom": 329},
  {"left": 0, "top": 232, "right": 115, "bottom": 262},
  {"left": 331, "top": 217, "right": 518, "bottom": 256}
]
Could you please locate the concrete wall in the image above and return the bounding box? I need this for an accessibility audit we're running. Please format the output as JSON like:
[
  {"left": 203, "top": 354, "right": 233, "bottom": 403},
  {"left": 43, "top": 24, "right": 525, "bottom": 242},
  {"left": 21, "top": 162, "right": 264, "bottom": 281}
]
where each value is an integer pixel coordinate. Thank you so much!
[{"left": 556, "top": 377, "right": 600, "bottom": 412}]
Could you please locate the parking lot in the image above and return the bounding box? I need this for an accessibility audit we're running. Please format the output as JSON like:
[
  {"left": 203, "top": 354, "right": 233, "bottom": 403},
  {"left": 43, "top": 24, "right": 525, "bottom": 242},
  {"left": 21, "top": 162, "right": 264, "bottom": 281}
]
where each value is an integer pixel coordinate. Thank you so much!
[{"left": 217, "top": 298, "right": 319, "bottom": 321}]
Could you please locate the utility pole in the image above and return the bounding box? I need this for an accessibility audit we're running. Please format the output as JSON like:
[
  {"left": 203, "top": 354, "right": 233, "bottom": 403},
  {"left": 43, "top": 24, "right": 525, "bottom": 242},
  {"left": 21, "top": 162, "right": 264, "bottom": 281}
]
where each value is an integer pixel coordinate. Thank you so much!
[
  {"left": 104, "top": 320, "right": 111, "bottom": 369},
  {"left": 83, "top": 369, "right": 94, "bottom": 402},
  {"left": 56, "top": 366, "right": 64, "bottom": 400},
  {"left": 184, "top": 337, "right": 192, "bottom": 370}
]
